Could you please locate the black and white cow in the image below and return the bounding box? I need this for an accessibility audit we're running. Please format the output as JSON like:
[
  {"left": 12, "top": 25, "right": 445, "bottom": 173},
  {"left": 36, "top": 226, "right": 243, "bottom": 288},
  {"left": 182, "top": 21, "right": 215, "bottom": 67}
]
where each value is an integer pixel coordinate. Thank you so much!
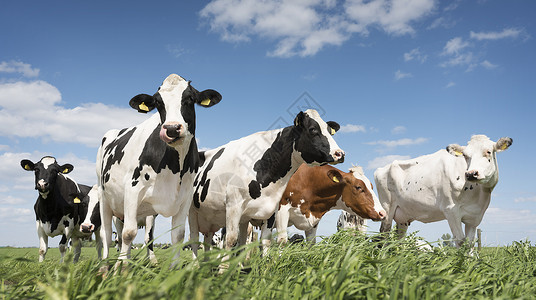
[
  {"left": 188, "top": 109, "right": 344, "bottom": 258},
  {"left": 20, "top": 156, "right": 102, "bottom": 262},
  {"left": 96, "top": 74, "right": 222, "bottom": 263}
]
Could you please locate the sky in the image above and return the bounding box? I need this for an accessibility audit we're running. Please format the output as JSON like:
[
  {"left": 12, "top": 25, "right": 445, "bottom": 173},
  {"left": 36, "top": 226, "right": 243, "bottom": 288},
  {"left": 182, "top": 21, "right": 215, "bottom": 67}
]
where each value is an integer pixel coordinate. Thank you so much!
[{"left": 1, "top": 0, "right": 535, "bottom": 248}]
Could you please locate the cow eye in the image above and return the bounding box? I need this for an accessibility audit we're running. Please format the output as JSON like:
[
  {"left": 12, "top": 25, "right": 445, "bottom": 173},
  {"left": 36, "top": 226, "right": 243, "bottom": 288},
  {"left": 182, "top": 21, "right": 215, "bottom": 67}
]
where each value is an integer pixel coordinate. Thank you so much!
[{"left": 309, "top": 128, "right": 319, "bottom": 135}]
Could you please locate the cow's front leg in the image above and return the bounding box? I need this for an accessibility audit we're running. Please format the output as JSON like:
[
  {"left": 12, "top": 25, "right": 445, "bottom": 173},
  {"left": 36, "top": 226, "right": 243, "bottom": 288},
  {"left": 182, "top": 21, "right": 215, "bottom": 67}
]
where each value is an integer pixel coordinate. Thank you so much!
[
  {"left": 170, "top": 209, "right": 188, "bottom": 268},
  {"left": 237, "top": 222, "right": 250, "bottom": 246},
  {"left": 275, "top": 208, "right": 290, "bottom": 244},
  {"left": 188, "top": 207, "right": 201, "bottom": 260},
  {"left": 305, "top": 226, "right": 318, "bottom": 244},
  {"left": 94, "top": 228, "right": 103, "bottom": 259},
  {"left": 260, "top": 222, "right": 272, "bottom": 257},
  {"left": 99, "top": 192, "right": 113, "bottom": 260},
  {"left": 119, "top": 210, "right": 138, "bottom": 261},
  {"left": 144, "top": 215, "right": 157, "bottom": 264},
  {"left": 36, "top": 222, "right": 48, "bottom": 262},
  {"left": 445, "top": 213, "right": 464, "bottom": 247},
  {"left": 59, "top": 234, "right": 68, "bottom": 263},
  {"left": 72, "top": 237, "right": 82, "bottom": 263}
]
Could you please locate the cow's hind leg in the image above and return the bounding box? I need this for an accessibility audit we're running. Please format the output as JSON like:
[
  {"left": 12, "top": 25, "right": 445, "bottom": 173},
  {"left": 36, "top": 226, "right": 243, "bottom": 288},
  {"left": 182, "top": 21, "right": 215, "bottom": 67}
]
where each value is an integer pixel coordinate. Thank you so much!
[
  {"left": 72, "top": 237, "right": 82, "bottom": 263},
  {"left": 99, "top": 192, "right": 114, "bottom": 260},
  {"left": 145, "top": 215, "right": 157, "bottom": 264},
  {"left": 59, "top": 234, "right": 68, "bottom": 263}
]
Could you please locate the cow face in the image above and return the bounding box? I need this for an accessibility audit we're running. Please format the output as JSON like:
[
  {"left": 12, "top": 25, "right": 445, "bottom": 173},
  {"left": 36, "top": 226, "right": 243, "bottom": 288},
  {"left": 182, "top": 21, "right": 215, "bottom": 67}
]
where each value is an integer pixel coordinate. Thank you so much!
[
  {"left": 128, "top": 74, "right": 222, "bottom": 146},
  {"left": 447, "top": 135, "right": 512, "bottom": 186},
  {"left": 21, "top": 156, "right": 73, "bottom": 196},
  {"left": 328, "top": 166, "right": 385, "bottom": 221},
  {"left": 293, "top": 109, "right": 345, "bottom": 165}
]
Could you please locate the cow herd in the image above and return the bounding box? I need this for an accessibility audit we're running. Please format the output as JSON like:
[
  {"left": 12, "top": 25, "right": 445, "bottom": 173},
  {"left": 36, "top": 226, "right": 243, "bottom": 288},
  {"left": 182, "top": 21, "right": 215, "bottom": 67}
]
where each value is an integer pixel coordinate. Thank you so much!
[{"left": 20, "top": 74, "right": 512, "bottom": 265}]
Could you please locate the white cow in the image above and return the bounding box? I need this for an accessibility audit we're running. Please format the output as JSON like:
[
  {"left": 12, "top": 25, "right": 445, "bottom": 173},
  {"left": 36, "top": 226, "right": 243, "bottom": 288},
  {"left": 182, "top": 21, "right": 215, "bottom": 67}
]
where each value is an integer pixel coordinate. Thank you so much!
[
  {"left": 188, "top": 109, "right": 345, "bottom": 258},
  {"left": 337, "top": 211, "right": 367, "bottom": 233},
  {"left": 96, "top": 74, "right": 222, "bottom": 264},
  {"left": 375, "top": 135, "right": 512, "bottom": 247}
]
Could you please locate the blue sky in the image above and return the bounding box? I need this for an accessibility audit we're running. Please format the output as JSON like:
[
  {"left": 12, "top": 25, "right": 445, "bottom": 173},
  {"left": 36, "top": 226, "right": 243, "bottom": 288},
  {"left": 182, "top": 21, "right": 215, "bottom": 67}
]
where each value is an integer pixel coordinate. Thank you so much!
[{"left": 1, "top": 0, "right": 535, "bottom": 247}]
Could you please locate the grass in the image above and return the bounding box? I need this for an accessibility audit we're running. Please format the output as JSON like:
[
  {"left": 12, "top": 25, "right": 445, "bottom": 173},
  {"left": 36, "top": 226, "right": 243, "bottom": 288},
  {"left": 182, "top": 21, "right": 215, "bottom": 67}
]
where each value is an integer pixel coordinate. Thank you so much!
[{"left": 1, "top": 232, "right": 535, "bottom": 299}]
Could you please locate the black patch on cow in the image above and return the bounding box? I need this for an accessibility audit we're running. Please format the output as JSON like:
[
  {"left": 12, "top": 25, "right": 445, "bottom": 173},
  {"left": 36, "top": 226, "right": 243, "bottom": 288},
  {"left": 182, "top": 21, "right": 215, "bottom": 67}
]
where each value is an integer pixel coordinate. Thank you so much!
[
  {"left": 251, "top": 127, "right": 295, "bottom": 189},
  {"left": 101, "top": 127, "right": 137, "bottom": 185},
  {"left": 145, "top": 174, "right": 150, "bottom": 181},
  {"left": 457, "top": 176, "right": 460, "bottom": 181},
  {"left": 464, "top": 187, "right": 468, "bottom": 191},
  {"left": 248, "top": 180, "right": 262, "bottom": 199},
  {"left": 63, "top": 220, "right": 70, "bottom": 227},
  {"left": 118, "top": 128, "right": 128, "bottom": 136},
  {"left": 180, "top": 138, "right": 202, "bottom": 179},
  {"left": 132, "top": 125, "right": 181, "bottom": 184},
  {"left": 193, "top": 148, "right": 225, "bottom": 208},
  {"left": 470, "top": 185, "right": 473, "bottom": 190}
]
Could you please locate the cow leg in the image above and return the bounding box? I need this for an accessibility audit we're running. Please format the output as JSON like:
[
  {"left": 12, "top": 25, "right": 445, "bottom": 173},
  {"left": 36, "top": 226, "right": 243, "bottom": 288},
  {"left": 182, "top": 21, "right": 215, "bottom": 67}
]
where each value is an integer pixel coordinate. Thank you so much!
[
  {"left": 145, "top": 215, "right": 157, "bottom": 264},
  {"left": 445, "top": 216, "right": 465, "bottom": 247},
  {"left": 37, "top": 227, "right": 48, "bottom": 262},
  {"left": 113, "top": 217, "right": 123, "bottom": 252},
  {"left": 59, "top": 234, "right": 68, "bottom": 263},
  {"left": 395, "top": 222, "right": 409, "bottom": 239},
  {"left": 170, "top": 209, "right": 188, "bottom": 268},
  {"left": 237, "top": 222, "right": 250, "bottom": 246},
  {"left": 275, "top": 207, "right": 290, "bottom": 244},
  {"left": 188, "top": 207, "right": 201, "bottom": 260},
  {"left": 99, "top": 193, "right": 114, "bottom": 260},
  {"left": 305, "top": 226, "right": 318, "bottom": 244},
  {"left": 119, "top": 211, "right": 138, "bottom": 261},
  {"left": 72, "top": 237, "right": 82, "bottom": 263},
  {"left": 260, "top": 222, "right": 272, "bottom": 257},
  {"left": 464, "top": 224, "right": 477, "bottom": 245},
  {"left": 95, "top": 228, "right": 103, "bottom": 259}
]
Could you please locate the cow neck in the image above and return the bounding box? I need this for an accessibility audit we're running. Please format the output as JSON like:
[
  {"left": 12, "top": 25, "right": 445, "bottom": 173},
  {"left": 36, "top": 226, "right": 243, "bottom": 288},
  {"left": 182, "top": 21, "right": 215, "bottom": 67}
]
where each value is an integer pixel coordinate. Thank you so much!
[
  {"left": 307, "top": 182, "right": 344, "bottom": 218},
  {"left": 253, "top": 126, "right": 301, "bottom": 188}
]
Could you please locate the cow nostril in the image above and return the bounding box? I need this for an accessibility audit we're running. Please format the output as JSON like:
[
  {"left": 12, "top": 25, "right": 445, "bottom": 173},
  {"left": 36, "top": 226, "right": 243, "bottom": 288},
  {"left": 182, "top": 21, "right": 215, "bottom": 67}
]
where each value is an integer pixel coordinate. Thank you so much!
[{"left": 379, "top": 210, "right": 386, "bottom": 218}]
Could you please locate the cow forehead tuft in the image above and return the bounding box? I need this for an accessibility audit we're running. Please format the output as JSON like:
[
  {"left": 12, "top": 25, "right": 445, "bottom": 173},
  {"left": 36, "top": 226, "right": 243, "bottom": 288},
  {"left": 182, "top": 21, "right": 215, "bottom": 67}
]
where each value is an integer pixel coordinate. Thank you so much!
[
  {"left": 160, "top": 74, "right": 187, "bottom": 92},
  {"left": 40, "top": 157, "right": 57, "bottom": 169}
]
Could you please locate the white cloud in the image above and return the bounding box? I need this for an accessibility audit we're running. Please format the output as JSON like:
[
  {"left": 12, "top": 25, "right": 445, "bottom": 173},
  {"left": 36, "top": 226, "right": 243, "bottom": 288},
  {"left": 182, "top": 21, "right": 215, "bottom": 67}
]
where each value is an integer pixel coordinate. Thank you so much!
[
  {"left": 445, "top": 81, "right": 456, "bottom": 88},
  {"left": 514, "top": 196, "right": 536, "bottom": 203},
  {"left": 482, "top": 207, "right": 536, "bottom": 225},
  {"left": 366, "top": 137, "right": 428, "bottom": 148},
  {"left": 0, "top": 207, "right": 33, "bottom": 223},
  {"left": 0, "top": 80, "right": 147, "bottom": 147},
  {"left": 481, "top": 60, "right": 498, "bottom": 69},
  {"left": 200, "top": 0, "right": 437, "bottom": 57},
  {"left": 394, "top": 70, "right": 412, "bottom": 81},
  {"left": 442, "top": 37, "right": 470, "bottom": 55},
  {"left": 0, "top": 61, "right": 39, "bottom": 77},
  {"left": 339, "top": 124, "right": 366, "bottom": 133},
  {"left": 404, "top": 48, "right": 427, "bottom": 63},
  {"left": 367, "top": 154, "right": 411, "bottom": 170},
  {"left": 470, "top": 28, "right": 522, "bottom": 41},
  {"left": 391, "top": 126, "right": 406, "bottom": 135}
]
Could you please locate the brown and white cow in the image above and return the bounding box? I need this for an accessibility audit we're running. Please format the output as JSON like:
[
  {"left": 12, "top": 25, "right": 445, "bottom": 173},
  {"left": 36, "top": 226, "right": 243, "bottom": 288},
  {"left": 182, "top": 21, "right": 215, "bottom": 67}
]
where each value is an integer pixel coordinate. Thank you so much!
[{"left": 264, "top": 164, "right": 386, "bottom": 245}]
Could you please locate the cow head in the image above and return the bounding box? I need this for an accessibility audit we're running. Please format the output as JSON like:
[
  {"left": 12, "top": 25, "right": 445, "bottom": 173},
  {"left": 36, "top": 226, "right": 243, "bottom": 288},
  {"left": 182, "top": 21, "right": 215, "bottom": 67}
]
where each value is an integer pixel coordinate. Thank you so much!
[
  {"left": 21, "top": 156, "right": 74, "bottom": 197},
  {"left": 447, "top": 135, "right": 512, "bottom": 187},
  {"left": 129, "top": 74, "right": 222, "bottom": 147},
  {"left": 328, "top": 166, "right": 386, "bottom": 221},
  {"left": 293, "top": 109, "right": 345, "bottom": 165}
]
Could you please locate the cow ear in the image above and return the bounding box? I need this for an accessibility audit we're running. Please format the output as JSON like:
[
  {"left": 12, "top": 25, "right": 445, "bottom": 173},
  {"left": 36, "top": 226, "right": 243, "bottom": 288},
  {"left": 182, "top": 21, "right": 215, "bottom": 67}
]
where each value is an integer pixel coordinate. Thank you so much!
[
  {"left": 327, "top": 121, "right": 340, "bottom": 135},
  {"left": 327, "top": 169, "right": 344, "bottom": 184},
  {"left": 446, "top": 144, "right": 465, "bottom": 157},
  {"left": 60, "top": 164, "right": 74, "bottom": 174},
  {"left": 195, "top": 89, "right": 222, "bottom": 107},
  {"left": 495, "top": 137, "right": 513, "bottom": 152},
  {"left": 294, "top": 111, "right": 305, "bottom": 127},
  {"left": 129, "top": 94, "right": 156, "bottom": 113},
  {"left": 21, "top": 160, "right": 35, "bottom": 171}
]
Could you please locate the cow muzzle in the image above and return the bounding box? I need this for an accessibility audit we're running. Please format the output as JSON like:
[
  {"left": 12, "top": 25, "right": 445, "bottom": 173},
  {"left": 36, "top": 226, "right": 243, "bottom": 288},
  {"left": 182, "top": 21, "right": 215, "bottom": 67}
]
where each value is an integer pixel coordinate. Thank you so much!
[
  {"left": 332, "top": 150, "right": 345, "bottom": 163},
  {"left": 80, "top": 223, "right": 95, "bottom": 234},
  {"left": 160, "top": 123, "right": 183, "bottom": 144},
  {"left": 36, "top": 180, "right": 49, "bottom": 192},
  {"left": 465, "top": 170, "right": 479, "bottom": 182}
]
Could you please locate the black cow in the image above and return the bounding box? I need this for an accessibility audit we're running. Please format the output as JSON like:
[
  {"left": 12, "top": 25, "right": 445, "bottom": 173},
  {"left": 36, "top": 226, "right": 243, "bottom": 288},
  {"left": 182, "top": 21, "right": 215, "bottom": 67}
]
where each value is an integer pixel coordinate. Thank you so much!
[{"left": 21, "top": 156, "right": 102, "bottom": 262}]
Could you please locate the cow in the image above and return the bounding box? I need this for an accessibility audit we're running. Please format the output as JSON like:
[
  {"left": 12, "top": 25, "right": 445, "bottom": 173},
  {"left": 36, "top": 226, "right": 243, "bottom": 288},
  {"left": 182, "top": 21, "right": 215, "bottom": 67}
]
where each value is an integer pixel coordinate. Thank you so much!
[
  {"left": 374, "top": 135, "right": 512, "bottom": 247},
  {"left": 188, "top": 109, "right": 345, "bottom": 259},
  {"left": 263, "top": 164, "right": 385, "bottom": 246},
  {"left": 337, "top": 211, "right": 367, "bottom": 232},
  {"left": 79, "top": 194, "right": 157, "bottom": 262},
  {"left": 96, "top": 74, "right": 222, "bottom": 264},
  {"left": 20, "top": 156, "right": 102, "bottom": 262}
]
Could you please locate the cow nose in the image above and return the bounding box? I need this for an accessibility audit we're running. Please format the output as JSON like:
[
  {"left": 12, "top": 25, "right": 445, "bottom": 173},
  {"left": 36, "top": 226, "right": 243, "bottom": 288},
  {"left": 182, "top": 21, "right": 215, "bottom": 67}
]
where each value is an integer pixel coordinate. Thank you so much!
[
  {"left": 80, "top": 224, "right": 94, "bottom": 233},
  {"left": 163, "top": 124, "right": 182, "bottom": 138},
  {"left": 465, "top": 170, "right": 479, "bottom": 181},
  {"left": 334, "top": 150, "right": 345, "bottom": 162},
  {"left": 36, "top": 181, "right": 49, "bottom": 191},
  {"left": 378, "top": 209, "right": 386, "bottom": 219}
]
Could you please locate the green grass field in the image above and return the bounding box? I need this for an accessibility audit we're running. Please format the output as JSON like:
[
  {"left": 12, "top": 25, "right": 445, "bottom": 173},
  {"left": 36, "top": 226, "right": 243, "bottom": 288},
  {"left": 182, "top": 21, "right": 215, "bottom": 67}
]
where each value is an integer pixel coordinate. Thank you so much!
[{"left": 1, "top": 232, "right": 535, "bottom": 299}]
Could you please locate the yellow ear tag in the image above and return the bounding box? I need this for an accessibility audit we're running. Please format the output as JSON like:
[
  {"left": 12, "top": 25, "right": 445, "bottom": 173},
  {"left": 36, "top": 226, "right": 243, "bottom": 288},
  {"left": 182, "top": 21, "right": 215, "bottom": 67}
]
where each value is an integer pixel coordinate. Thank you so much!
[
  {"left": 200, "top": 99, "right": 211, "bottom": 106},
  {"left": 24, "top": 164, "right": 31, "bottom": 170},
  {"left": 73, "top": 197, "right": 81, "bottom": 204},
  {"left": 455, "top": 151, "right": 463, "bottom": 156},
  {"left": 63, "top": 168, "right": 69, "bottom": 173},
  {"left": 330, "top": 128, "right": 336, "bottom": 135},
  {"left": 500, "top": 143, "right": 508, "bottom": 150},
  {"left": 333, "top": 176, "right": 339, "bottom": 183},
  {"left": 138, "top": 102, "right": 149, "bottom": 112}
]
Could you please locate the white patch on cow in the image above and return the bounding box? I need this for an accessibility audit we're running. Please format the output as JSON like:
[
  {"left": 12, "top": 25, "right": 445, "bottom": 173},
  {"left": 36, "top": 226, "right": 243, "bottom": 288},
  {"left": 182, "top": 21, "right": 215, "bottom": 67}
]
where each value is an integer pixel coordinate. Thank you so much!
[
  {"left": 300, "top": 199, "right": 305, "bottom": 204},
  {"left": 39, "top": 215, "right": 72, "bottom": 236},
  {"left": 41, "top": 157, "right": 56, "bottom": 169},
  {"left": 350, "top": 165, "right": 384, "bottom": 214},
  {"left": 289, "top": 192, "right": 294, "bottom": 196}
]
